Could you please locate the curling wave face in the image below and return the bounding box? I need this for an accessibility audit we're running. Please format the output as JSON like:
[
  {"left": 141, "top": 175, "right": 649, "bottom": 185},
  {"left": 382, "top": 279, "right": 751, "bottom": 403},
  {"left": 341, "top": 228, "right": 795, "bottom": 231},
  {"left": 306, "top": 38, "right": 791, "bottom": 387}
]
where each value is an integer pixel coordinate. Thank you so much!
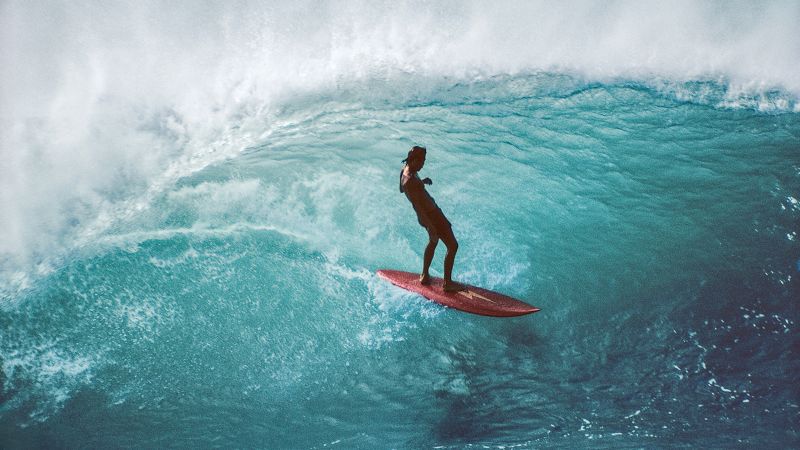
[
  {"left": 1, "top": 73, "right": 798, "bottom": 447},
  {"left": 2, "top": 0, "right": 800, "bottom": 299}
]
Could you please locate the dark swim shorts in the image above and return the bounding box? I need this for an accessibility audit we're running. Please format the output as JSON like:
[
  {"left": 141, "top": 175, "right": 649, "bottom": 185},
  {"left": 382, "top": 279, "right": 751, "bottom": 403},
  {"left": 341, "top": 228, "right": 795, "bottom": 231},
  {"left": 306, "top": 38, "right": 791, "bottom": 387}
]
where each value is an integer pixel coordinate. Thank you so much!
[{"left": 420, "top": 208, "right": 452, "bottom": 236}]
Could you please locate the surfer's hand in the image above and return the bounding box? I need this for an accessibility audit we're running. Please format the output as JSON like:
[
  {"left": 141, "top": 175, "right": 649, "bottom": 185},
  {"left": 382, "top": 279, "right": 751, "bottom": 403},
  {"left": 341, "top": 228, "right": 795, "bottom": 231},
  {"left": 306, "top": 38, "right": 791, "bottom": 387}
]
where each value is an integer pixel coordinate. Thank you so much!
[{"left": 422, "top": 177, "right": 432, "bottom": 185}]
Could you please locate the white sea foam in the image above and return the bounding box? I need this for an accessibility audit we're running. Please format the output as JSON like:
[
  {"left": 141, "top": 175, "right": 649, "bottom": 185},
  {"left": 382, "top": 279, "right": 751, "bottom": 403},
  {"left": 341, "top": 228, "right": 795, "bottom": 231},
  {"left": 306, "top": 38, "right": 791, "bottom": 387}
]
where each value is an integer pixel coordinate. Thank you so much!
[
  {"left": 1, "top": 0, "right": 798, "bottom": 299},
  {"left": 2, "top": 342, "right": 97, "bottom": 422}
]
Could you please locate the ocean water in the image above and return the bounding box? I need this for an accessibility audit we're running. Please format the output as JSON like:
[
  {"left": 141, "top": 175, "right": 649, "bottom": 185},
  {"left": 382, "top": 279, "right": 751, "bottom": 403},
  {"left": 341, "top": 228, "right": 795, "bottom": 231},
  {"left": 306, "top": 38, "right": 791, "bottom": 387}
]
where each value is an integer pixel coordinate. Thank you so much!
[{"left": 1, "top": 1, "right": 799, "bottom": 448}]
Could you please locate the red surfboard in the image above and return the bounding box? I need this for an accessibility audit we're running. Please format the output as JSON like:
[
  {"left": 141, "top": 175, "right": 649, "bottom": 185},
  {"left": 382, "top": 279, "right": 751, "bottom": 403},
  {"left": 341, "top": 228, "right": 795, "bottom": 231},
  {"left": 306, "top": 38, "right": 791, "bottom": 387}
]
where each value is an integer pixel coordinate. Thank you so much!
[{"left": 376, "top": 269, "right": 540, "bottom": 317}]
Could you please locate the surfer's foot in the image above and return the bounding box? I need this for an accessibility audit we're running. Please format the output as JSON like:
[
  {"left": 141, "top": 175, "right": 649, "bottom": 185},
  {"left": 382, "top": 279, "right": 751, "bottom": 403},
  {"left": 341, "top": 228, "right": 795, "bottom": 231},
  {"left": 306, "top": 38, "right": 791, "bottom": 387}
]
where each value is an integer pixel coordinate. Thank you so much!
[
  {"left": 419, "top": 274, "right": 431, "bottom": 285},
  {"left": 443, "top": 281, "right": 465, "bottom": 292}
]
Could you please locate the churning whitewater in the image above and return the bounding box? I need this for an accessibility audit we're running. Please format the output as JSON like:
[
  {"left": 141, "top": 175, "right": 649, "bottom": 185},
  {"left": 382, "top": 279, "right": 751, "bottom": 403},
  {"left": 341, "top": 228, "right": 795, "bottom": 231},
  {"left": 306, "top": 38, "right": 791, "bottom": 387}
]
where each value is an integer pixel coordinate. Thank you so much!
[{"left": 1, "top": 1, "right": 799, "bottom": 448}]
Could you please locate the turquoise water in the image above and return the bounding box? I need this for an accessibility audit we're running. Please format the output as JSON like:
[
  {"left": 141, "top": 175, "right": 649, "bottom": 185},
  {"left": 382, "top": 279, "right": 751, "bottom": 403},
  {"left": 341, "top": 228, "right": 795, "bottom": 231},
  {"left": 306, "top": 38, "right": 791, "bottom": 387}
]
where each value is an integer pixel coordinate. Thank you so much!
[{"left": 2, "top": 2, "right": 799, "bottom": 448}]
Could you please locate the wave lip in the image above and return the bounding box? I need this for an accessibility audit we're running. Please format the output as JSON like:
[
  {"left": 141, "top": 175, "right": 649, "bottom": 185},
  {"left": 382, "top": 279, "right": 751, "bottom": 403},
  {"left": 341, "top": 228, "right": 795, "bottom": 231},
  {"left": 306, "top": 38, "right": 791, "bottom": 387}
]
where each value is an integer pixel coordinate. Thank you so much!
[{"left": 3, "top": 1, "right": 799, "bottom": 113}]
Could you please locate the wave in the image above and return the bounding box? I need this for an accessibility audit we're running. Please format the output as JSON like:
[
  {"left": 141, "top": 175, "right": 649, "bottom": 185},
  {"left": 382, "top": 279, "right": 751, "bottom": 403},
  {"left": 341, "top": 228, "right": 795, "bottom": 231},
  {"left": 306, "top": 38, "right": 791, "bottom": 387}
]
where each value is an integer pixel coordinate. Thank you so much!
[{"left": 1, "top": 0, "right": 799, "bottom": 301}]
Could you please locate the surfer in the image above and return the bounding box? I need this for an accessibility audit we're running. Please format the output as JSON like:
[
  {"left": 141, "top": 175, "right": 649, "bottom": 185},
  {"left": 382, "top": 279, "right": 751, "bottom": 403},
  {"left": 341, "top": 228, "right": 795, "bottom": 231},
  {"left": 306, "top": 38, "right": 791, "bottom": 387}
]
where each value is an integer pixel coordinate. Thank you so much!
[{"left": 399, "top": 146, "right": 463, "bottom": 292}]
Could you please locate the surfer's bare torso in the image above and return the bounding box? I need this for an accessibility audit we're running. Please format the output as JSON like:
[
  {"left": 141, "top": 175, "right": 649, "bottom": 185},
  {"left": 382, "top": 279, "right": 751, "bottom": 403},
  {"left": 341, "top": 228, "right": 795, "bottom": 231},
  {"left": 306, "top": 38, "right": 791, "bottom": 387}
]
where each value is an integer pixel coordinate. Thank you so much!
[{"left": 400, "top": 167, "right": 451, "bottom": 233}]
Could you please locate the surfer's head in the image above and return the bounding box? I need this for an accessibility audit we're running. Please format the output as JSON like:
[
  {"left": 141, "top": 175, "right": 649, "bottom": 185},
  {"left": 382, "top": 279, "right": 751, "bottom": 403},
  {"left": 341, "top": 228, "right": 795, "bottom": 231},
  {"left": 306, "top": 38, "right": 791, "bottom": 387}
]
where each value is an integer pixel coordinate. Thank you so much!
[{"left": 404, "top": 146, "right": 426, "bottom": 171}]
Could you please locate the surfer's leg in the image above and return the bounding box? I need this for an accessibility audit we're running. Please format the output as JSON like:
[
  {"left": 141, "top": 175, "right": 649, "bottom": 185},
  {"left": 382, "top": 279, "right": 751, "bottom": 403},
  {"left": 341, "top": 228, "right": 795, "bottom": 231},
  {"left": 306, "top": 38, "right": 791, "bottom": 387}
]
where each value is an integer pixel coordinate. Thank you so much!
[
  {"left": 421, "top": 227, "right": 438, "bottom": 284},
  {"left": 441, "top": 225, "right": 460, "bottom": 291}
]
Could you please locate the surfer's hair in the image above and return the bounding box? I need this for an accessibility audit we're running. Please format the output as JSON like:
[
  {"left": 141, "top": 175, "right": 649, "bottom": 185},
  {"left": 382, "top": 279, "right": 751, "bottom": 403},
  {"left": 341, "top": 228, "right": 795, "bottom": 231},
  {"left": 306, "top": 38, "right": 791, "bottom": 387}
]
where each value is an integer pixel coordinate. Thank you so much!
[{"left": 402, "top": 146, "right": 426, "bottom": 164}]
